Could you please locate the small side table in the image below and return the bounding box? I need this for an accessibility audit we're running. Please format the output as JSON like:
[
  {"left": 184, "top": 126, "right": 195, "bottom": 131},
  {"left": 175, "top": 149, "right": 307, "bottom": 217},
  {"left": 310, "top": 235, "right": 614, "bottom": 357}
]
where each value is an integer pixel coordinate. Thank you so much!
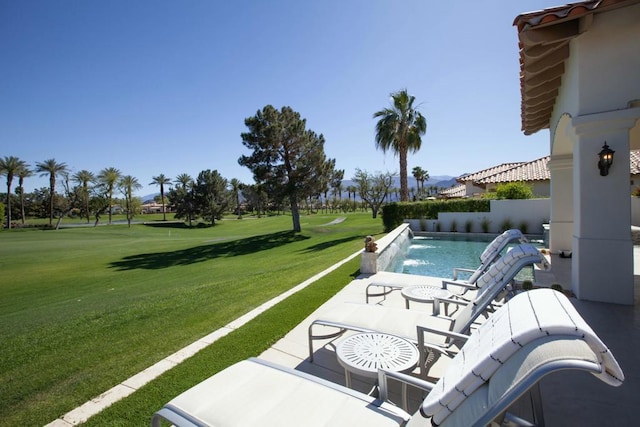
[
  {"left": 336, "top": 332, "right": 419, "bottom": 407},
  {"left": 401, "top": 285, "right": 451, "bottom": 314}
]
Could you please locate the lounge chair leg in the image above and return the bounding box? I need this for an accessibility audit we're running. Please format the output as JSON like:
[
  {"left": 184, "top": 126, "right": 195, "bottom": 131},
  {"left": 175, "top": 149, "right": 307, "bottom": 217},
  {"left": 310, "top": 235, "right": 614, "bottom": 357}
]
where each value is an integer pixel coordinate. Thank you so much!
[{"left": 530, "top": 382, "right": 545, "bottom": 426}]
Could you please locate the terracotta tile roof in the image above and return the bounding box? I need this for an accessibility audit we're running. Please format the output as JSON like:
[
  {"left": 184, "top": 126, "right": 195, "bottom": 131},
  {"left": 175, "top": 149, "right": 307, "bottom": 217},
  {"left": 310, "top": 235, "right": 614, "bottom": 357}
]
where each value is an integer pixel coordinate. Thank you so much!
[
  {"left": 457, "top": 163, "right": 524, "bottom": 183},
  {"left": 476, "top": 156, "right": 551, "bottom": 185},
  {"left": 513, "top": 0, "right": 640, "bottom": 135},
  {"left": 440, "top": 184, "right": 467, "bottom": 198},
  {"left": 631, "top": 150, "right": 640, "bottom": 174}
]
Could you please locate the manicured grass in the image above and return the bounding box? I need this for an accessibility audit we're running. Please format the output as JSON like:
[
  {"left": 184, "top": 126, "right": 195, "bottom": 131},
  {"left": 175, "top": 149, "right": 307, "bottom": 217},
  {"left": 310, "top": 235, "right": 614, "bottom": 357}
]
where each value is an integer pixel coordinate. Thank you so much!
[
  {"left": 0, "top": 212, "right": 382, "bottom": 426},
  {"left": 87, "top": 255, "right": 362, "bottom": 426}
]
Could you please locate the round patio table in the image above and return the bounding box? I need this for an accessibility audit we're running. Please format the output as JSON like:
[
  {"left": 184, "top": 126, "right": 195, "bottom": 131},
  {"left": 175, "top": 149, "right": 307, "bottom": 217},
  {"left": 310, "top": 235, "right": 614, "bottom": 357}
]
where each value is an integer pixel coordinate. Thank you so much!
[
  {"left": 336, "top": 332, "right": 419, "bottom": 390},
  {"left": 401, "top": 285, "right": 451, "bottom": 314}
]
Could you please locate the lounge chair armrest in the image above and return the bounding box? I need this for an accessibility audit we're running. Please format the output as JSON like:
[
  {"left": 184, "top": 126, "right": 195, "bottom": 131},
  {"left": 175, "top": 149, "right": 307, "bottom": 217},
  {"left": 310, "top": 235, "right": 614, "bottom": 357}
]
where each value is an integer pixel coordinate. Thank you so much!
[
  {"left": 417, "top": 325, "right": 469, "bottom": 343},
  {"left": 441, "top": 279, "right": 477, "bottom": 290},
  {"left": 415, "top": 325, "right": 468, "bottom": 378},
  {"left": 438, "top": 296, "right": 469, "bottom": 307},
  {"left": 452, "top": 267, "right": 475, "bottom": 281},
  {"left": 365, "top": 282, "right": 401, "bottom": 303},
  {"left": 377, "top": 369, "right": 435, "bottom": 410}
]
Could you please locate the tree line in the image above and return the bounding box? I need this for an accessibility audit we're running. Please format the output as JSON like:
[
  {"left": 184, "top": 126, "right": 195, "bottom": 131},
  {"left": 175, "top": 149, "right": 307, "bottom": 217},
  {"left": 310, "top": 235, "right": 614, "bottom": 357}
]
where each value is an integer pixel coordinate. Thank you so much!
[{"left": 1, "top": 89, "right": 430, "bottom": 231}]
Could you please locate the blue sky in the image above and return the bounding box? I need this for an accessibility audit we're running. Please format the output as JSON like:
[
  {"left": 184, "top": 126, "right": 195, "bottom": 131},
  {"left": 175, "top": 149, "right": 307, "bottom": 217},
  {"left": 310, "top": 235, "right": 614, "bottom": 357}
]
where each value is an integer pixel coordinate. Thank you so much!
[{"left": 1, "top": 0, "right": 563, "bottom": 197}]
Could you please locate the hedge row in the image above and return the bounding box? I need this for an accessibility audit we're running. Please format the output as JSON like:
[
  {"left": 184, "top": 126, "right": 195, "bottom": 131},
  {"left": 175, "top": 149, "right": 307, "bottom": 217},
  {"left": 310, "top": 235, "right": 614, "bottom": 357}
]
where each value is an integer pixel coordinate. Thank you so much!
[{"left": 381, "top": 199, "right": 490, "bottom": 232}]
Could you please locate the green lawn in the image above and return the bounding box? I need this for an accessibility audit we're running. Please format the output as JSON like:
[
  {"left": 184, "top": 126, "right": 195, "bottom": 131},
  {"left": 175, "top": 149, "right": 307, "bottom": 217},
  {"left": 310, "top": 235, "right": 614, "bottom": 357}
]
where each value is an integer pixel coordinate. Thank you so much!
[{"left": 0, "top": 212, "right": 382, "bottom": 426}]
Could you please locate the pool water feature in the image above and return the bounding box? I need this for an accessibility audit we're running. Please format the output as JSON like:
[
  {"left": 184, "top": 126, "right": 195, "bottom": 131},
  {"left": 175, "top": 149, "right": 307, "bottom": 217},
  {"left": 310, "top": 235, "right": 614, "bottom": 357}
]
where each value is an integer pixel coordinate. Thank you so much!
[{"left": 386, "top": 235, "right": 536, "bottom": 281}]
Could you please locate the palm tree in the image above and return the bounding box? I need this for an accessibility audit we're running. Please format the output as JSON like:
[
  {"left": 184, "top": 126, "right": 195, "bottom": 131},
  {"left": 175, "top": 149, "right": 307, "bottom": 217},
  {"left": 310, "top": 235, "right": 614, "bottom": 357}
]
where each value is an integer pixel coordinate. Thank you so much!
[
  {"left": 174, "top": 173, "right": 193, "bottom": 189},
  {"left": 173, "top": 173, "right": 195, "bottom": 226},
  {"left": 150, "top": 174, "right": 171, "bottom": 221},
  {"left": 119, "top": 175, "right": 142, "bottom": 228},
  {"left": 35, "top": 158, "right": 68, "bottom": 226},
  {"left": 0, "top": 156, "right": 28, "bottom": 229},
  {"left": 17, "top": 164, "right": 33, "bottom": 225},
  {"left": 73, "top": 170, "right": 95, "bottom": 223},
  {"left": 412, "top": 166, "right": 429, "bottom": 199},
  {"left": 346, "top": 184, "right": 357, "bottom": 211},
  {"left": 373, "top": 89, "right": 427, "bottom": 201},
  {"left": 97, "top": 167, "right": 121, "bottom": 224}
]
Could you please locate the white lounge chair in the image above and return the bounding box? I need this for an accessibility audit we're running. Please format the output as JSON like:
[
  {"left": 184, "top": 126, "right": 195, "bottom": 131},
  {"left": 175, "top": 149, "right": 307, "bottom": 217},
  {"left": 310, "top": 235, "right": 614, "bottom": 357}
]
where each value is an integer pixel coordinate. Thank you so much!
[
  {"left": 309, "top": 244, "right": 545, "bottom": 375},
  {"left": 152, "top": 289, "right": 623, "bottom": 427},
  {"left": 366, "top": 229, "right": 527, "bottom": 303}
]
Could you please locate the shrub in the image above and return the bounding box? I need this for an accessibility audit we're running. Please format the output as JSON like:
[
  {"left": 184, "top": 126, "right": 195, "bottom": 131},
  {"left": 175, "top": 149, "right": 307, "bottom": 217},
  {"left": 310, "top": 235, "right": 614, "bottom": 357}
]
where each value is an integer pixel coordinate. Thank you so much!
[
  {"left": 522, "top": 280, "right": 534, "bottom": 291},
  {"left": 419, "top": 217, "right": 427, "bottom": 231},
  {"left": 518, "top": 221, "right": 528, "bottom": 234},
  {"left": 551, "top": 283, "right": 564, "bottom": 292},
  {"left": 465, "top": 220, "right": 473, "bottom": 233},
  {"left": 481, "top": 217, "right": 491, "bottom": 233},
  {"left": 495, "top": 182, "right": 534, "bottom": 199},
  {"left": 499, "top": 218, "right": 513, "bottom": 232},
  {"left": 436, "top": 222, "right": 441, "bottom": 232},
  {"left": 0, "top": 202, "right": 4, "bottom": 228},
  {"left": 633, "top": 187, "right": 640, "bottom": 197},
  {"left": 381, "top": 199, "right": 490, "bottom": 232},
  {"left": 450, "top": 219, "right": 457, "bottom": 232}
]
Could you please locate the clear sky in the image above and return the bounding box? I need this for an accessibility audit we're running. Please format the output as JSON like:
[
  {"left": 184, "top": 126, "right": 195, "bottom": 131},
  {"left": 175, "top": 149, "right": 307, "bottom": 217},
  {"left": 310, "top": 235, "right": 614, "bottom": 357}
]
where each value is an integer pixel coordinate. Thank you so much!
[{"left": 0, "top": 0, "right": 563, "bottom": 197}]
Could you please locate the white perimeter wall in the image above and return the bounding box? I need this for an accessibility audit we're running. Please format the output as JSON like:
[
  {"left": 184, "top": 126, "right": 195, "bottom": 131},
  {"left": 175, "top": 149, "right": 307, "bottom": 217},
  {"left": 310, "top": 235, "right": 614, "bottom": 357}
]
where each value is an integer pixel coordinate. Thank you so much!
[
  {"left": 406, "top": 197, "right": 640, "bottom": 235},
  {"left": 405, "top": 199, "right": 550, "bottom": 234}
]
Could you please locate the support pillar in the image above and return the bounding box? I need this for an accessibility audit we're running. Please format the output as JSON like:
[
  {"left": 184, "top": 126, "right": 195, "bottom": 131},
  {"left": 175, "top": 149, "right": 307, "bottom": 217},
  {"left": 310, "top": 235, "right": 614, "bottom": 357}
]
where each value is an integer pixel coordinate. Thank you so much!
[
  {"left": 547, "top": 154, "right": 573, "bottom": 254},
  {"left": 571, "top": 110, "right": 638, "bottom": 304}
]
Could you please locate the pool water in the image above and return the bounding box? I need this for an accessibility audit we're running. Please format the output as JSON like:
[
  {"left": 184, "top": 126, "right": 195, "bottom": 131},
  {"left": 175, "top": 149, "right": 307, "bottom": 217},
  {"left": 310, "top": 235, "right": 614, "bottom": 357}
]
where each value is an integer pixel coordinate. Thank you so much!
[
  {"left": 386, "top": 237, "right": 488, "bottom": 278},
  {"left": 385, "top": 235, "right": 536, "bottom": 281}
]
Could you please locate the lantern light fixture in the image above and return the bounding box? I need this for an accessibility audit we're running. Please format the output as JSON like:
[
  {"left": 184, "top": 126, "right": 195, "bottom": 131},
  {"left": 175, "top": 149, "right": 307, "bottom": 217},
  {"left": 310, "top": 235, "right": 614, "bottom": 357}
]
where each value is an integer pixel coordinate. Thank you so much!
[{"left": 597, "top": 142, "right": 615, "bottom": 176}]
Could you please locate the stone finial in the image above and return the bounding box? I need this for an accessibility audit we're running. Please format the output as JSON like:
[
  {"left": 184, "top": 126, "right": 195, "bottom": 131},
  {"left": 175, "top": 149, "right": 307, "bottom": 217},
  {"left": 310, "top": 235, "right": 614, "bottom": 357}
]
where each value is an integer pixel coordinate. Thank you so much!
[{"left": 364, "top": 235, "right": 378, "bottom": 252}]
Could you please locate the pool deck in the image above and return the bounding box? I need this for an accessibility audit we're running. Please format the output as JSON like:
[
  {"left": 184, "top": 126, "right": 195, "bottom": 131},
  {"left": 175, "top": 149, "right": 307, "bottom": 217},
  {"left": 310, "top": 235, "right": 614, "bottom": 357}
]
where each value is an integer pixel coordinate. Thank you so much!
[{"left": 258, "top": 248, "right": 640, "bottom": 425}]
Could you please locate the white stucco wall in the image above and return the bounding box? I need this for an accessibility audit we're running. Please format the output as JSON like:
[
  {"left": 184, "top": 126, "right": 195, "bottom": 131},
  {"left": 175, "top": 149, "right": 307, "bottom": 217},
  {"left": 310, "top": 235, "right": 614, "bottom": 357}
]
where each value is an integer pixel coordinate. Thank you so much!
[
  {"left": 544, "top": 5, "right": 640, "bottom": 304},
  {"left": 552, "top": 4, "right": 640, "bottom": 127},
  {"left": 578, "top": 7, "right": 640, "bottom": 115},
  {"left": 404, "top": 199, "right": 550, "bottom": 235}
]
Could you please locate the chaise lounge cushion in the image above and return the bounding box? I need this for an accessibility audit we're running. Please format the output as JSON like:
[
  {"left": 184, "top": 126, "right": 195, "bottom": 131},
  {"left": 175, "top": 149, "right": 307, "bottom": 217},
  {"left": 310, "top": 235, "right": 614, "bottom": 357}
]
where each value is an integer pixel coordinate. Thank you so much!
[
  {"left": 420, "top": 289, "right": 624, "bottom": 425},
  {"left": 153, "top": 358, "right": 410, "bottom": 427}
]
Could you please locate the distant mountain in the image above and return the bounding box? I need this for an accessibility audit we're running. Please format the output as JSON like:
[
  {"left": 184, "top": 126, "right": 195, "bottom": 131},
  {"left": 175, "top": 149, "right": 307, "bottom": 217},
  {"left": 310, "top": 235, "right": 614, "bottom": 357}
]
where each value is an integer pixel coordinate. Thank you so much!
[
  {"left": 141, "top": 193, "right": 160, "bottom": 203},
  {"left": 342, "top": 175, "right": 456, "bottom": 190},
  {"left": 339, "top": 175, "right": 457, "bottom": 202}
]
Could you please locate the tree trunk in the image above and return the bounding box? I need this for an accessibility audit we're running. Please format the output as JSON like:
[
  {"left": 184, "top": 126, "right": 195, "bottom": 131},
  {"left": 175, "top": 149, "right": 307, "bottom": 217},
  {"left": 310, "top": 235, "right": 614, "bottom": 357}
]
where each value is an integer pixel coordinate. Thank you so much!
[
  {"left": 290, "top": 195, "right": 301, "bottom": 232},
  {"left": 85, "top": 195, "right": 90, "bottom": 223},
  {"left": 161, "top": 190, "right": 167, "bottom": 221},
  {"left": 49, "top": 177, "right": 55, "bottom": 226},
  {"left": 108, "top": 188, "right": 113, "bottom": 225},
  {"left": 20, "top": 191, "right": 26, "bottom": 225},
  {"left": 399, "top": 147, "right": 409, "bottom": 202},
  {"left": 6, "top": 181, "right": 11, "bottom": 229}
]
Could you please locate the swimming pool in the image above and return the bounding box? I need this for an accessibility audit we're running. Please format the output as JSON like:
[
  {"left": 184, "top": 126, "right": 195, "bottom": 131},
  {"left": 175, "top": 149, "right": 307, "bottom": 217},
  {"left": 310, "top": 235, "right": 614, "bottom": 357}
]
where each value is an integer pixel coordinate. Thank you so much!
[{"left": 385, "top": 235, "right": 537, "bottom": 280}]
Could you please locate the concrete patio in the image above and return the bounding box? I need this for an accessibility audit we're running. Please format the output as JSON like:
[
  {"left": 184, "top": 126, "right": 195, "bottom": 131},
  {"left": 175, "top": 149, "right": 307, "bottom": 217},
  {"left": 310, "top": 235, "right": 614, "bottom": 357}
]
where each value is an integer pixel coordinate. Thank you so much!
[{"left": 259, "top": 248, "right": 640, "bottom": 425}]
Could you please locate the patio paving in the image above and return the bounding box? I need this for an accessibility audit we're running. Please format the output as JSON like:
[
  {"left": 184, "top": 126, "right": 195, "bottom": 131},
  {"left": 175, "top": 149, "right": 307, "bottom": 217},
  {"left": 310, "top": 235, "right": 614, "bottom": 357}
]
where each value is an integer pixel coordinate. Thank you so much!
[{"left": 259, "top": 248, "right": 640, "bottom": 425}]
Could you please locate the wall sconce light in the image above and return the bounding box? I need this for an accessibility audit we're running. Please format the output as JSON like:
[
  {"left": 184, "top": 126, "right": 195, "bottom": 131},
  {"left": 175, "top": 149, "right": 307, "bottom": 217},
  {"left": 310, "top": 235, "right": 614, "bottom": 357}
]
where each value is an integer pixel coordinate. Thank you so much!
[{"left": 598, "top": 142, "right": 615, "bottom": 176}]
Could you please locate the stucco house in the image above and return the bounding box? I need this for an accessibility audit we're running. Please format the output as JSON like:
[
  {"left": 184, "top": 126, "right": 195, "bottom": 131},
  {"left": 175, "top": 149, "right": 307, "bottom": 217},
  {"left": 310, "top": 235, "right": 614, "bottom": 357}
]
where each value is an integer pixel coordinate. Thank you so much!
[
  {"left": 514, "top": 0, "right": 640, "bottom": 304},
  {"left": 441, "top": 156, "right": 551, "bottom": 198},
  {"left": 441, "top": 150, "right": 640, "bottom": 199}
]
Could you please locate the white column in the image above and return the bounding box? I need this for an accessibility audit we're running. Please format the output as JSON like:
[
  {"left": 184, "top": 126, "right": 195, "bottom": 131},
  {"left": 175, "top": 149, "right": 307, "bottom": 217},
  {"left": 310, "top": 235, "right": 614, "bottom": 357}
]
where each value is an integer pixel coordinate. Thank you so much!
[
  {"left": 547, "top": 154, "right": 573, "bottom": 254},
  {"left": 572, "top": 110, "right": 638, "bottom": 304}
]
